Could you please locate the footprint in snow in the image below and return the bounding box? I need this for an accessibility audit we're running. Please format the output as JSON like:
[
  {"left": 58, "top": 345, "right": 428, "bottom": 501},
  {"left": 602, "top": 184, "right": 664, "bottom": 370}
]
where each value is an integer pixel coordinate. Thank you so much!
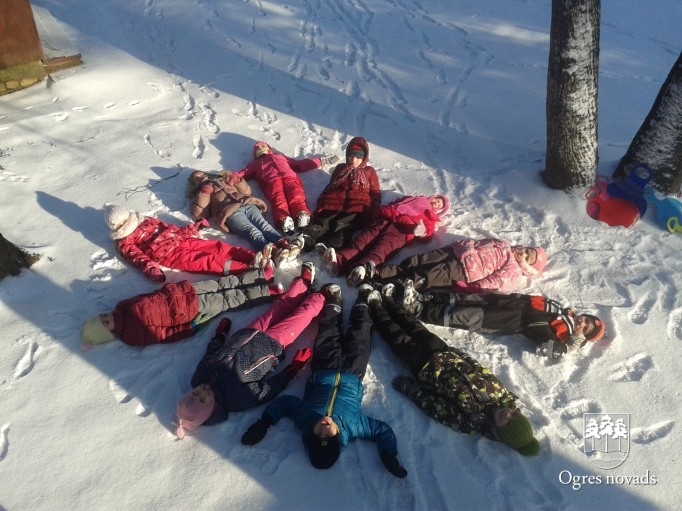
[
  {"left": 628, "top": 292, "right": 655, "bottom": 325},
  {"left": 630, "top": 421, "right": 674, "bottom": 444},
  {"left": 668, "top": 310, "right": 682, "bottom": 341},
  {"left": 560, "top": 399, "right": 601, "bottom": 420},
  {"left": 0, "top": 424, "right": 9, "bottom": 462},
  {"left": 608, "top": 353, "right": 653, "bottom": 382},
  {"left": 14, "top": 339, "right": 40, "bottom": 379},
  {"left": 1, "top": 171, "right": 29, "bottom": 182}
]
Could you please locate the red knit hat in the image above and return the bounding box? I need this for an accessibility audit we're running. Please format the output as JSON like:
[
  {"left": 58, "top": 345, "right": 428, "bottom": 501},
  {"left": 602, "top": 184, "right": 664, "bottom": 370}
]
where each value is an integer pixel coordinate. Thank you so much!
[{"left": 346, "top": 144, "right": 365, "bottom": 159}]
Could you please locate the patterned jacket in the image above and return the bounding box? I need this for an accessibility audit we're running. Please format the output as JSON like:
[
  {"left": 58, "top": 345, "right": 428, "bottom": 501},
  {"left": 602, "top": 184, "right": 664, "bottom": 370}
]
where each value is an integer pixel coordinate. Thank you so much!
[
  {"left": 262, "top": 370, "right": 398, "bottom": 456},
  {"left": 410, "top": 350, "right": 519, "bottom": 439},
  {"left": 190, "top": 328, "right": 290, "bottom": 423},
  {"left": 449, "top": 238, "right": 525, "bottom": 292}
]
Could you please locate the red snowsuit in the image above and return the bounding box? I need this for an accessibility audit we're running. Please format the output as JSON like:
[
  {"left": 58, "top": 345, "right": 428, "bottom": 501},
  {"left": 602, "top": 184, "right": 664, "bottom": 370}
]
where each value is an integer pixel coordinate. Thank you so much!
[
  {"left": 116, "top": 217, "right": 256, "bottom": 282},
  {"left": 233, "top": 147, "right": 320, "bottom": 228},
  {"left": 112, "top": 281, "right": 199, "bottom": 346},
  {"left": 335, "top": 195, "right": 442, "bottom": 274}
]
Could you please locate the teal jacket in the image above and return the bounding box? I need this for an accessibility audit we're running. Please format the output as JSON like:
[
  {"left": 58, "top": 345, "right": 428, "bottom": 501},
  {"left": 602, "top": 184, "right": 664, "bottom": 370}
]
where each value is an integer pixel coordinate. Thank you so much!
[{"left": 263, "top": 370, "right": 397, "bottom": 455}]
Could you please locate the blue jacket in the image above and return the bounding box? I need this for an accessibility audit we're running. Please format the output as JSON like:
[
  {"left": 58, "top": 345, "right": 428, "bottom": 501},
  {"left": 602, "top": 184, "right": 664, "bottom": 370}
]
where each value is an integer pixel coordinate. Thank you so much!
[{"left": 262, "top": 370, "right": 398, "bottom": 455}]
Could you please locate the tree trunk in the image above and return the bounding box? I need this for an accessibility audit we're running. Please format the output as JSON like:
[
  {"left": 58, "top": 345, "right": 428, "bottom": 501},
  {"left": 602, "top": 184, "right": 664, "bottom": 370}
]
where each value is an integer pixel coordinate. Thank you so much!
[
  {"left": 542, "top": 0, "right": 601, "bottom": 191},
  {"left": 0, "top": 233, "right": 40, "bottom": 280},
  {"left": 613, "top": 51, "right": 682, "bottom": 196}
]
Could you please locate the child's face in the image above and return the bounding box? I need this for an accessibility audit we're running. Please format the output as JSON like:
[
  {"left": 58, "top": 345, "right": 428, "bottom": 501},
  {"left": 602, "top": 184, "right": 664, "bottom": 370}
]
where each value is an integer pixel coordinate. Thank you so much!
[
  {"left": 494, "top": 407, "right": 516, "bottom": 428},
  {"left": 192, "top": 384, "right": 215, "bottom": 406},
  {"left": 313, "top": 416, "right": 339, "bottom": 438},
  {"left": 191, "top": 171, "right": 207, "bottom": 185},
  {"left": 100, "top": 312, "right": 115, "bottom": 332},
  {"left": 347, "top": 155, "right": 363, "bottom": 167},
  {"left": 512, "top": 246, "right": 537, "bottom": 266},
  {"left": 429, "top": 197, "right": 445, "bottom": 211},
  {"left": 574, "top": 315, "right": 597, "bottom": 338}
]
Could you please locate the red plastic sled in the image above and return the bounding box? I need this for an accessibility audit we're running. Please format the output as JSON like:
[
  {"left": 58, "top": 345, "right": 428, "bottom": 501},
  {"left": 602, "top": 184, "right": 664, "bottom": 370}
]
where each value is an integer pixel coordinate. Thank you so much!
[{"left": 585, "top": 176, "right": 640, "bottom": 228}]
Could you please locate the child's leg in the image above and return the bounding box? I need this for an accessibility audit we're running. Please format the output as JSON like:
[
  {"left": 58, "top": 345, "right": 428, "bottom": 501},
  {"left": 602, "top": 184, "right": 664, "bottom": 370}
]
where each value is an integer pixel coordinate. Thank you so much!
[
  {"left": 161, "top": 239, "right": 255, "bottom": 275},
  {"left": 352, "top": 223, "right": 407, "bottom": 269},
  {"left": 301, "top": 211, "right": 335, "bottom": 251},
  {"left": 370, "top": 299, "right": 447, "bottom": 375},
  {"left": 339, "top": 303, "right": 373, "bottom": 379},
  {"left": 324, "top": 212, "right": 362, "bottom": 249},
  {"left": 282, "top": 176, "right": 311, "bottom": 218},
  {"left": 262, "top": 179, "right": 290, "bottom": 228},
  {"left": 246, "top": 277, "right": 309, "bottom": 332},
  {"left": 263, "top": 291, "right": 325, "bottom": 348},
  {"left": 193, "top": 281, "right": 271, "bottom": 318},
  {"left": 243, "top": 204, "right": 283, "bottom": 245},
  {"left": 377, "top": 246, "right": 463, "bottom": 287},
  {"left": 225, "top": 206, "right": 269, "bottom": 250},
  {"left": 310, "top": 303, "right": 344, "bottom": 373},
  {"left": 336, "top": 219, "right": 390, "bottom": 273}
]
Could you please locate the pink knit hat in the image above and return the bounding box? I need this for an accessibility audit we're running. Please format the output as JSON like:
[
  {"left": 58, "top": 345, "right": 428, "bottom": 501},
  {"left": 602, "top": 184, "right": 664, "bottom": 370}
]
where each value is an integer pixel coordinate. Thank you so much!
[
  {"left": 530, "top": 247, "right": 547, "bottom": 273},
  {"left": 176, "top": 390, "right": 216, "bottom": 439}
]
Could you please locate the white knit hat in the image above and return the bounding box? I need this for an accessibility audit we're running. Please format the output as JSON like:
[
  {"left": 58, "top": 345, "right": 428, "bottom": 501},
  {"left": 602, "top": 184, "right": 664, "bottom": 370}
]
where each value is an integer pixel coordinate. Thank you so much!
[
  {"left": 104, "top": 204, "right": 140, "bottom": 240},
  {"left": 82, "top": 316, "right": 116, "bottom": 345}
]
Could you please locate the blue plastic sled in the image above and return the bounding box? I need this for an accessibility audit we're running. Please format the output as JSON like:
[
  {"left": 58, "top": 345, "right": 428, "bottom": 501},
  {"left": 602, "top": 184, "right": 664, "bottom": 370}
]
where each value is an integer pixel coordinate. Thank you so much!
[
  {"left": 606, "top": 164, "right": 653, "bottom": 217},
  {"left": 644, "top": 186, "right": 682, "bottom": 234}
]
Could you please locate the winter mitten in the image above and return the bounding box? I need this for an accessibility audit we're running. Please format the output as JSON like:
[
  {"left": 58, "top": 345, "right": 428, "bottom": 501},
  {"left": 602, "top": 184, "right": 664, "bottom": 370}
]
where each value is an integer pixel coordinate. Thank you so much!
[
  {"left": 413, "top": 219, "right": 427, "bottom": 237},
  {"left": 146, "top": 266, "right": 166, "bottom": 283},
  {"left": 392, "top": 376, "right": 421, "bottom": 400},
  {"left": 536, "top": 340, "right": 567, "bottom": 359},
  {"left": 200, "top": 184, "right": 213, "bottom": 195},
  {"left": 194, "top": 218, "right": 210, "bottom": 230},
  {"left": 283, "top": 348, "right": 312, "bottom": 378},
  {"left": 241, "top": 415, "right": 273, "bottom": 445},
  {"left": 569, "top": 332, "right": 587, "bottom": 350},
  {"left": 215, "top": 317, "right": 232, "bottom": 336},
  {"left": 380, "top": 451, "right": 408, "bottom": 479},
  {"left": 321, "top": 154, "right": 340, "bottom": 167}
]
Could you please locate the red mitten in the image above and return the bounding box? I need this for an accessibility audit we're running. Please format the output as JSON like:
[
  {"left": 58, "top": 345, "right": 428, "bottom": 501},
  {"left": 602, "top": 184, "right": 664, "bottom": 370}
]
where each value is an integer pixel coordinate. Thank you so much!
[
  {"left": 200, "top": 184, "right": 213, "bottom": 195},
  {"left": 283, "top": 348, "right": 312, "bottom": 378},
  {"left": 195, "top": 218, "right": 210, "bottom": 230}
]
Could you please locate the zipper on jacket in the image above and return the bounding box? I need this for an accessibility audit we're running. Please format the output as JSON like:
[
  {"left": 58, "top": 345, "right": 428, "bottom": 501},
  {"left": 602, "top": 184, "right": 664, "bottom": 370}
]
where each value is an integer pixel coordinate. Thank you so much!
[{"left": 326, "top": 372, "right": 341, "bottom": 416}]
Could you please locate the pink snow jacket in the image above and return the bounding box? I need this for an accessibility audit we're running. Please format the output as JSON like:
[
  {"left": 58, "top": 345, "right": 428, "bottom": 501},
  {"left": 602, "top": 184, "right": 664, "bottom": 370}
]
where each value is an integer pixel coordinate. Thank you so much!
[
  {"left": 380, "top": 195, "right": 442, "bottom": 244},
  {"left": 112, "top": 281, "right": 199, "bottom": 346},
  {"left": 115, "top": 217, "right": 204, "bottom": 279},
  {"left": 450, "top": 238, "right": 525, "bottom": 292}
]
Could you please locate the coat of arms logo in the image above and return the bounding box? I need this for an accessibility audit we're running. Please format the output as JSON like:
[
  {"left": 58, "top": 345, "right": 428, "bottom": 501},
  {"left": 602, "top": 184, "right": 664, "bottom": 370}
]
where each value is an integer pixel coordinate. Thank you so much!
[{"left": 583, "top": 413, "right": 630, "bottom": 469}]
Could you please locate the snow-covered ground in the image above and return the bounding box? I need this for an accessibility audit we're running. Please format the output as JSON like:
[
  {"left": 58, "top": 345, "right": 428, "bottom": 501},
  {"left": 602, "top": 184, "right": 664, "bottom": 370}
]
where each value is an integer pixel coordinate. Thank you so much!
[{"left": 1, "top": 1, "right": 680, "bottom": 509}]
